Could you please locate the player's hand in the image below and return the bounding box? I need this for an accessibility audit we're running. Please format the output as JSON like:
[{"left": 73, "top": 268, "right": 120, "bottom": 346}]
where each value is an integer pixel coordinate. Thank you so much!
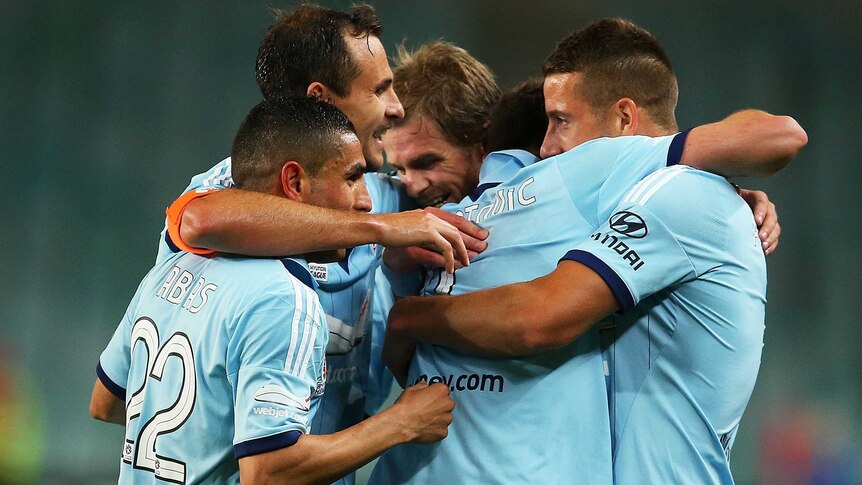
[
  {"left": 377, "top": 209, "right": 488, "bottom": 274},
  {"left": 423, "top": 206, "right": 488, "bottom": 256},
  {"left": 738, "top": 188, "right": 780, "bottom": 255},
  {"left": 390, "top": 381, "right": 455, "bottom": 444}
]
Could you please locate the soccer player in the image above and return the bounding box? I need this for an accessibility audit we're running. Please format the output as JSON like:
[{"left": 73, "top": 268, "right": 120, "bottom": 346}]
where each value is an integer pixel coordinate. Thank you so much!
[
  {"left": 154, "top": 9, "right": 485, "bottom": 482},
  {"left": 90, "top": 96, "right": 455, "bottom": 485},
  {"left": 165, "top": 5, "right": 483, "bottom": 270},
  {"left": 373, "top": 19, "right": 806, "bottom": 484},
  {"left": 383, "top": 41, "right": 501, "bottom": 208},
  {"left": 382, "top": 42, "right": 778, "bottom": 243}
]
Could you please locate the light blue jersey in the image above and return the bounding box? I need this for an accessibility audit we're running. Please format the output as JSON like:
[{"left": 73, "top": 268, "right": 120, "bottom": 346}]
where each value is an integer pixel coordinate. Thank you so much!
[
  {"left": 564, "top": 165, "right": 766, "bottom": 484},
  {"left": 154, "top": 160, "right": 407, "bottom": 485},
  {"left": 371, "top": 134, "right": 687, "bottom": 485},
  {"left": 97, "top": 253, "right": 327, "bottom": 484}
]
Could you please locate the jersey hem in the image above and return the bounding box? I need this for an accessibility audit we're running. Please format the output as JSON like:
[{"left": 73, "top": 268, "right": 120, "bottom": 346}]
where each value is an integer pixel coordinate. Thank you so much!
[
  {"left": 233, "top": 429, "right": 303, "bottom": 459},
  {"left": 560, "top": 249, "right": 635, "bottom": 311},
  {"left": 667, "top": 129, "right": 691, "bottom": 166},
  {"left": 96, "top": 362, "right": 127, "bottom": 401}
]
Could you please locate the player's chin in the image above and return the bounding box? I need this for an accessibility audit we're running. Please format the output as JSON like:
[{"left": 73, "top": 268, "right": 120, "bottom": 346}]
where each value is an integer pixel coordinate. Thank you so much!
[{"left": 364, "top": 136, "right": 385, "bottom": 171}]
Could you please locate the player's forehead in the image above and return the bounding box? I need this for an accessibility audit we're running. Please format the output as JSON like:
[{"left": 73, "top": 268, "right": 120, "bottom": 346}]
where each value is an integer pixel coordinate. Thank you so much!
[
  {"left": 385, "top": 115, "right": 452, "bottom": 167},
  {"left": 544, "top": 72, "right": 588, "bottom": 112},
  {"left": 326, "top": 132, "right": 366, "bottom": 173},
  {"left": 343, "top": 33, "right": 392, "bottom": 90}
]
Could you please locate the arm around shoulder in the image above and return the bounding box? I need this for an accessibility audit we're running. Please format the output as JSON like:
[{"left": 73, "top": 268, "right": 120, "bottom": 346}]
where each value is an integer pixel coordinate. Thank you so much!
[
  {"left": 386, "top": 261, "right": 619, "bottom": 358},
  {"left": 682, "top": 109, "right": 808, "bottom": 177}
]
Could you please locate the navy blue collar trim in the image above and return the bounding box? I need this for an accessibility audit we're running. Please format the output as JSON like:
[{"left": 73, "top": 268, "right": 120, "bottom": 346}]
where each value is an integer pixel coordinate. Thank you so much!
[
  {"left": 469, "top": 182, "right": 502, "bottom": 202},
  {"left": 280, "top": 259, "right": 317, "bottom": 290}
]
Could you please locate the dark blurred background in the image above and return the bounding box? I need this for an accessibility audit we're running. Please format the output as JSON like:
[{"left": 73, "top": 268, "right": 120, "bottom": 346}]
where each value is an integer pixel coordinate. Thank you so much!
[{"left": 2, "top": 1, "right": 860, "bottom": 483}]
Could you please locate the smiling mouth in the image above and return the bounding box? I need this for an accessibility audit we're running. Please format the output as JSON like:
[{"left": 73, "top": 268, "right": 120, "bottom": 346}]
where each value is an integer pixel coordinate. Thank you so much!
[
  {"left": 423, "top": 193, "right": 450, "bottom": 208},
  {"left": 373, "top": 122, "right": 393, "bottom": 141}
]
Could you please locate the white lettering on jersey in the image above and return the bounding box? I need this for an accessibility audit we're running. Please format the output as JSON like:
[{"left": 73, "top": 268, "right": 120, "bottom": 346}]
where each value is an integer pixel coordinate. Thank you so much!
[
  {"left": 157, "top": 265, "right": 219, "bottom": 313},
  {"left": 456, "top": 177, "right": 537, "bottom": 224}
]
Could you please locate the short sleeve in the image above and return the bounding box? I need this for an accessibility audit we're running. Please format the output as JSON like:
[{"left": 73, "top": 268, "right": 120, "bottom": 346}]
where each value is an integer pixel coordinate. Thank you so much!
[
  {"left": 97, "top": 288, "right": 146, "bottom": 400},
  {"left": 562, "top": 166, "right": 730, "bottom": 312},
  {"left": 156, "top": 158, "right": 234, "bottom": 263},
  {"left": 228, "top": 281, "right": 328, "bottom": 459}
]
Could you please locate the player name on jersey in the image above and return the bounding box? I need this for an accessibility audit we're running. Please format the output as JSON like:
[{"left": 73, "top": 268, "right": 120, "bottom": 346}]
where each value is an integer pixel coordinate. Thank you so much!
[
  {"left": 454, "top": 176, "right": 537, "bottom": 224},
  {"left": 156, "top": 265, "right": 219, "bottom": 314}
]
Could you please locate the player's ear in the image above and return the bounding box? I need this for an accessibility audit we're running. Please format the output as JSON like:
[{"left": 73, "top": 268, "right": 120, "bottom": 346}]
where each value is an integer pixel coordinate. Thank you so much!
[
  {"left": 307, "top": 82, "right": 333, "bottom": 103},
  {"left": 612, "top": 98, "right": 639, "bottom": 136},
  {"left": 280, "top": 161, "right": 307, "bottom": 202}
]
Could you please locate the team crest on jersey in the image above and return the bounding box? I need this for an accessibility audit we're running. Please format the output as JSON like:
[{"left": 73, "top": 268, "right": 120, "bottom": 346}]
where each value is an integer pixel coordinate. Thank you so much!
[
  {"left": 308, "top": 263, "right": 329, "bottom": 282},
  {"left": 314, "top": 361, "right": 327, "bottom": 397}
]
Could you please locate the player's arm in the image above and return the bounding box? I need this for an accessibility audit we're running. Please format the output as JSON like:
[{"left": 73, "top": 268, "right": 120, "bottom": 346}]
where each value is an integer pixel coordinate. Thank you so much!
[
  {"left": 681, "top": 109, "right": 807, "bottom": 177},
  {"left": 174, "top": 189, "right": 487, "bottom": 273},
  {"left": 91, "top": 298, "right": 138, "bottom": 426},
  {"left": 239, "top": 381, "right": 453, "bottom": 485},
  {"left": 89, "top": 378, "right": 125, "bottom": 425},
  {"left": 679, "top": 109, "right": 797, "bottom": 252},
  {"left": 386, "top": 168, "right": 717, "bottom": 382},
  {"left": 383, "top": 262, "right": 617, "bottom": 384}
]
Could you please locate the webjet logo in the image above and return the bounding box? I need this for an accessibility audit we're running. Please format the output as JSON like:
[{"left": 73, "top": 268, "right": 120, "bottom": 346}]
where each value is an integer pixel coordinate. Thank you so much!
[{"left": 254, "top": 384, "right": 310, "bottom": 411}]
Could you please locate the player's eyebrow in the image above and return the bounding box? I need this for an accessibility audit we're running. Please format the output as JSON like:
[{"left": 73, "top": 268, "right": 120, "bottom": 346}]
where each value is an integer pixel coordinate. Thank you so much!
[
  {"left": 546, "top": 109, "right": 566, "bottom": 120},
  {"left": 345, "top": 161, "right": 368, "bottom": 178},
  {"left": 373, "top": 78, "right": 393, "bottom": 94}
]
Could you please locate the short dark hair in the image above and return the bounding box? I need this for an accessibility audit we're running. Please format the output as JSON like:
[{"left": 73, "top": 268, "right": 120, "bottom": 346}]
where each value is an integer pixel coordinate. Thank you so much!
[
  {"left": 393, "top": 41, "right": 501, "bottom": 147},
  {"left": 484, "top": 78, "right": 547, "bottom": 156},
  {"left": 256, "top": 3, "right": 383, "bottom": 99},
  {"left": 231, "top": 96, "right": 356, "bottom": 192},
  {"left": 544, "top": 18, "right": 678, "bottom": 130}
]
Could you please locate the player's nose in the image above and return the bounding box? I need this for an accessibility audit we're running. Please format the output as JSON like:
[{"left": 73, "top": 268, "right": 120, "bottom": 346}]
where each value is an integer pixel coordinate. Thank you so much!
[
  {"left": 354, "top": 178, "right": 373, "bottom": 213},
  {"left": 385, "top": 89, "right": 405, "bottom": 120},
  {"left": 540, "top": 138, "right": 561, "bottom": 159},
  {"left": 400, "top": 170, "right": 429, "bottom": 199},
  {"left": 539, "top": 126, "right": 560, "bottom": 159}
]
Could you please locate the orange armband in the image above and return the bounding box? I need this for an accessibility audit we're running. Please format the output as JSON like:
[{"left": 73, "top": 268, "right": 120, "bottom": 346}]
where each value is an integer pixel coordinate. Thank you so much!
[{"left": 165, "top": 188, "right": 219, "bottom": 256}]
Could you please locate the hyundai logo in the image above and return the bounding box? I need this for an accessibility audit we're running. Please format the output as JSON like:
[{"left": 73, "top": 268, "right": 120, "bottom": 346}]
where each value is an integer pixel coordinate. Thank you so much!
[{"left": 609, "top": 211, "right": 648, "bottom": 238}]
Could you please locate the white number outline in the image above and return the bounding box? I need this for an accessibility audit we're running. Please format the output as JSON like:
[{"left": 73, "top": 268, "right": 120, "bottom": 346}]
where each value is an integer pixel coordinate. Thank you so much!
[
  {"left": 125, "top": 317, "right": 197, "bottom": 484},
  {"left": 425, "top": 268, "right": 456, "bottom": 295}
]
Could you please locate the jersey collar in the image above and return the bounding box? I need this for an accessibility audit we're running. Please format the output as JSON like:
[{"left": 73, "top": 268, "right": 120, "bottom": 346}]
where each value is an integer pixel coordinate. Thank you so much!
[{"left": 280, "top": 258, "right": 318, "bottom": 290}]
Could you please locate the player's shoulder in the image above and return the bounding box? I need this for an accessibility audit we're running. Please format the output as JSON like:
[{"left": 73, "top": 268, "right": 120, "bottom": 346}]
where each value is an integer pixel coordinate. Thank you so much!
[
  {"left": 199, "top": 255, "right": 318, "bottom": 302},
  {"left": 479, "top": 149, "right": 540, "bottom": 184},
  {"left": 565, "top": 133, "right": 670, "bottom": 155},
  {"left": 183, "top": 156, "right": 234, "bottom": 192},
  {"left": 624, "top": 165, "right": 737, "bottom": 209}
]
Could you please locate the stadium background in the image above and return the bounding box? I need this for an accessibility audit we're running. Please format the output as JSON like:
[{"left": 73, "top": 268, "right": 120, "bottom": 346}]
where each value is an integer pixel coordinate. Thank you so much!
[{"left": 1, "top": 0, "right": 860, "bottom": 483}]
